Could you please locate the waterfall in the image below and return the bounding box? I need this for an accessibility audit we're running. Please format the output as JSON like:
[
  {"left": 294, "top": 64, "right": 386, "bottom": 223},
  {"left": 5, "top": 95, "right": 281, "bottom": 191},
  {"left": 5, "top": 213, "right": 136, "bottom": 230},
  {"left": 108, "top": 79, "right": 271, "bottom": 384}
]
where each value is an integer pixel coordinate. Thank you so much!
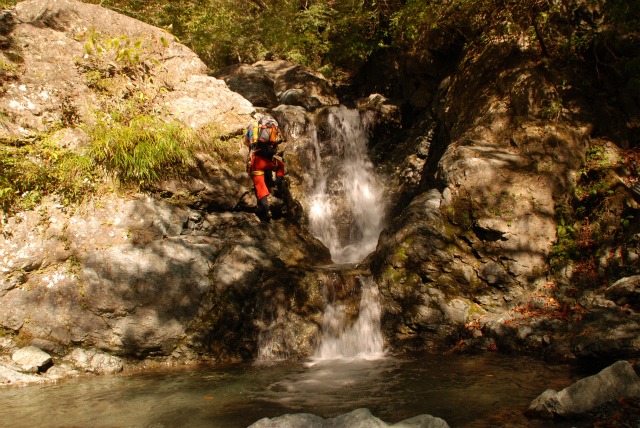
[
  {"left": 255, "top": 106, "right": 387, "bottom": 362},
  {"left": 311, "top": 276, "right": 384, "bottom": 361},
  {"left": 307, "top": 106, "right": 385, "bottom": 264},
  {"left": 302, "top": 107, "right": 386, "bottom": 360}
]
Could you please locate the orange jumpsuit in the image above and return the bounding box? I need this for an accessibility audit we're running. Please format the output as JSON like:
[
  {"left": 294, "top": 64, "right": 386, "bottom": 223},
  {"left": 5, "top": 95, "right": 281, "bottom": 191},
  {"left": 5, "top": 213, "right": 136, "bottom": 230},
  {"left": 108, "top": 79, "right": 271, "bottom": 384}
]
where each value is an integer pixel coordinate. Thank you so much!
[
  {"left": 244, "top": 122, "right": 285, "bottom": 201},
  {"left": 249, "top": 154, "right": 285, "bottom": 200}
]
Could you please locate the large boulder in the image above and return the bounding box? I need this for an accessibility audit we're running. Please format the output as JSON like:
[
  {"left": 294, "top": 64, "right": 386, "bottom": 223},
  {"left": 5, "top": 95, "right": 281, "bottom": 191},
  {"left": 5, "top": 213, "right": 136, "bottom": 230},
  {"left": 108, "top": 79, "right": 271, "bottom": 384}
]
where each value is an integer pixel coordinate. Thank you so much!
[
  {"left": 255, "top": 60, "right": 339, "bottom": 106},
  {"left": 369, "top": 42, "right": 592, "bottom": 352},
  {"left": 605, "top": 276, "right": 640, "bottom": 309},
  {"left": 213, "top": 63, "right": 278, "bottom": 108},
  {"left": 526, "top": 360, "right": 640, "bottom": 418},
  {"left": 215, "top": 60, "right": 339, "bottom": 110},
  {"left": 0, "top": 0, "right": 253, "bottom": 138},
  {"left": 0, "top": 192, "right": 332, "bottom": 361}
]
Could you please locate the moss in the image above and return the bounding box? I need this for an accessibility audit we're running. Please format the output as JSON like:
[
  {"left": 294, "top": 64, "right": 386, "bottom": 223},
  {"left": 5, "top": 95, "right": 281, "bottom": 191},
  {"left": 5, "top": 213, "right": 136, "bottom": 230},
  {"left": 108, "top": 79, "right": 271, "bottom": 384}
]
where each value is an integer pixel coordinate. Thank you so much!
[
  {"left": 384, "top": 265, "right": 406, "bottom": 285},
  {"left": 447, "top": 193, "right": 474, "bottom": 230},
  {"left": 466, "top": 301, "right": 486, "bottom": 320},
  {"left": 13, "top": 327, "right": 33, "bottom": 348}
]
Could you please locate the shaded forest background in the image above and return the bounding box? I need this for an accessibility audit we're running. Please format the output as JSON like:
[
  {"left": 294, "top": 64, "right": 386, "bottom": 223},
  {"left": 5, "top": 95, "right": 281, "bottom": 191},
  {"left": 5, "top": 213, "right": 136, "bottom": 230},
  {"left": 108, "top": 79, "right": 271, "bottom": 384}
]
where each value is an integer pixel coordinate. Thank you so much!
[
  {"left": 1, "top": 0, "right": 634, "bottom": 95},
  {"left": 96, "top": 1, "right": 637, "bottom": 93}
]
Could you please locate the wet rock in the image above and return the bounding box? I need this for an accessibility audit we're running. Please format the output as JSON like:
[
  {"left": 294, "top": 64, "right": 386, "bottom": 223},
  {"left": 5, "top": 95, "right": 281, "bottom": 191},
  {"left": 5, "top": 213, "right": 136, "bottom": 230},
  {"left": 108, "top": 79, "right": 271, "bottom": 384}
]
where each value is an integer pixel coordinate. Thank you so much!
[
  {"left": 526, "top": 360, "right": 640, "bottom": 418},
  {"left": 66, "top": 348, "right": 123, "bottom": 375},
  {"left": 43, "top": 362, "right": 81, "bottom": 380},
  {"left": 12, "top": 346, "right": 51, "bottom": 373},
  {"left": 248, "top": 408, "right": 450, "bottom": 428}
]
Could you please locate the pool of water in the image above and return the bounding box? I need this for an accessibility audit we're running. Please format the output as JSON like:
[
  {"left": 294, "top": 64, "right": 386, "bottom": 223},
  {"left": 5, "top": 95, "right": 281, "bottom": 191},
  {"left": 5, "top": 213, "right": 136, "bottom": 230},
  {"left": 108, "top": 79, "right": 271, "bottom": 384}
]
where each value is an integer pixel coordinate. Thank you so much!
[{"left": 0, "top": 353, "right": 588, "bottom": 427}]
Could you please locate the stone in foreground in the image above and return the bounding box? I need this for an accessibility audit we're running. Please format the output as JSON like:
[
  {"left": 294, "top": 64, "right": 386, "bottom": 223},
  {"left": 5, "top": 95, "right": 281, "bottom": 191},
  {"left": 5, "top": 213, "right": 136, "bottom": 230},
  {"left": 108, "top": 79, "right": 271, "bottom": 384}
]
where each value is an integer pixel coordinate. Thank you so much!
[
  {"left": 526, "top": 360, "right": 640, "bottom": 418},
  {"left": 248, "top": 408, "right": 450, "bottom": 428}
]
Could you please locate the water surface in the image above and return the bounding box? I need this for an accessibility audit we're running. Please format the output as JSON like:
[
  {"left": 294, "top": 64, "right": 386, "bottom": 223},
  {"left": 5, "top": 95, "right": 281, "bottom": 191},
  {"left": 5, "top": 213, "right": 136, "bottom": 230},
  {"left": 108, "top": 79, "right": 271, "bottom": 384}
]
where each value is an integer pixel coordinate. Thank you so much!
[{"left": 0, "top": 353, "right": 586, "bottom": 427}]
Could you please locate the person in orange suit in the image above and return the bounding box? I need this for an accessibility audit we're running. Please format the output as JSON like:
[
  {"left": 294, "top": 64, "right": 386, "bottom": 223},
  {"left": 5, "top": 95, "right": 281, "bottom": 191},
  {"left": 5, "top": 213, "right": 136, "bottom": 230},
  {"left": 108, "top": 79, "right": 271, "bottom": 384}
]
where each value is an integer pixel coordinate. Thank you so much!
[{"left": 244, "top": 115, "right": 285, "bottom": 221}]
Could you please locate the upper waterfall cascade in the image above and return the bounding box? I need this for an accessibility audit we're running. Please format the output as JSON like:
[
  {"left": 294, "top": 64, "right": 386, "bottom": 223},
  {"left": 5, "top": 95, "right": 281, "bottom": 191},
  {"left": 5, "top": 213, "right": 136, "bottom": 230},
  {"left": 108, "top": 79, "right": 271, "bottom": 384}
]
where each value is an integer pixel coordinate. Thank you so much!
[{"left": 306, "top": 107, "right": 386, "bottom": 264}]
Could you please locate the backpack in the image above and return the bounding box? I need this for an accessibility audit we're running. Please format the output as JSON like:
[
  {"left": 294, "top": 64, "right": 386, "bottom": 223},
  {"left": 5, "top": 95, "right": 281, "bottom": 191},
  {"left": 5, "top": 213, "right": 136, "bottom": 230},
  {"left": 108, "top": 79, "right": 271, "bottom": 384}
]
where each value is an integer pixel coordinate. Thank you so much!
[
  {"left": 257, "top": 117, "right": 280, "bottom": 144},
  {"left": 251, "top": 116, "right": 281, "bottom": 158}
]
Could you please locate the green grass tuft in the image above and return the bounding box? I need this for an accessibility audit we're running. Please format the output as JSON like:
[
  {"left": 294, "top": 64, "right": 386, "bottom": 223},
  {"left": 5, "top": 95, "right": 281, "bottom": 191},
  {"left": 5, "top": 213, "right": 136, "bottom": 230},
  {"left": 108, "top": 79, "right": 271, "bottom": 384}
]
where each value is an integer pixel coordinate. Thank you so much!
[{"left": 88, "top": 115, "right": 200, "bottom": 186}]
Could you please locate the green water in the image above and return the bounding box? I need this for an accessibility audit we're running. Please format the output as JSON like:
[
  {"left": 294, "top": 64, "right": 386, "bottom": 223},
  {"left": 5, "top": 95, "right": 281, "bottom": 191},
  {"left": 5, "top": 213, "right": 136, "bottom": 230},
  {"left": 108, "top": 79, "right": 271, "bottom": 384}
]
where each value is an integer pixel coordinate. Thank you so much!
[{"left": 0, "top": 353, "right": 587, "bottom": 427}]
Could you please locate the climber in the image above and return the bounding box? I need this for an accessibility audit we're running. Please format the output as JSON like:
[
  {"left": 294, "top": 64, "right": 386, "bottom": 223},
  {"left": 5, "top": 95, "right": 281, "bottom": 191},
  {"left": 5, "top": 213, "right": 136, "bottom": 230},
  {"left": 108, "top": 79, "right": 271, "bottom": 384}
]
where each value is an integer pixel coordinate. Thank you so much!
[{"left": 244, "top": 115, "right": 286, "bottom": 222}]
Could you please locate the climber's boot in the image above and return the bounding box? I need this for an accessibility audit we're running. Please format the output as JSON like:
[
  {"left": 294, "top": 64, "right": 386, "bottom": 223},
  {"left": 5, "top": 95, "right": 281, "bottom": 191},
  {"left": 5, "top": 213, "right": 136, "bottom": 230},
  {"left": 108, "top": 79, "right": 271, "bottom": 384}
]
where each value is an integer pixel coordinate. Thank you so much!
[{"left": 256, "top": 196, "right": 271, "bottom": 222}]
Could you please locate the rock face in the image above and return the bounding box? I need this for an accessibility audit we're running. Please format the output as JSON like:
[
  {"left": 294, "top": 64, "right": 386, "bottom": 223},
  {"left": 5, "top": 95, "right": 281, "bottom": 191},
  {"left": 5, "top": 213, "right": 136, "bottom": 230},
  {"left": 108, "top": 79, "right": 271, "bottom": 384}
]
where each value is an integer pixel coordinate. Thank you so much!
[
  {"left": 0, "top": 0, "right": 334, "bottom": 368},
  {"left": 0, "top": 0, "right": 253, "bottom": 138},
  {"left": 369, "top": 40, "right": 639, "bottom": 354},
  {"left": 0, "top": 193, "right": 331, "bottom": 361},
  {"left": 527, "top": 360, "right": 640, "bottom": 418},
  {"left": 215, "top": 60, "right": 339, "bottom": 110}
]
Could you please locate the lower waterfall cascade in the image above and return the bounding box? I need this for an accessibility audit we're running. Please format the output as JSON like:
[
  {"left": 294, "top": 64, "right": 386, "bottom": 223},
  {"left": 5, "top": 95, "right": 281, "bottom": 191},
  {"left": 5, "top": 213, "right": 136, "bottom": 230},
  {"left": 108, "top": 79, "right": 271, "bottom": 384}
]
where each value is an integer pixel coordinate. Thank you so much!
[{"left": 311, "top": 275, "right": 385, "bottom": 361}]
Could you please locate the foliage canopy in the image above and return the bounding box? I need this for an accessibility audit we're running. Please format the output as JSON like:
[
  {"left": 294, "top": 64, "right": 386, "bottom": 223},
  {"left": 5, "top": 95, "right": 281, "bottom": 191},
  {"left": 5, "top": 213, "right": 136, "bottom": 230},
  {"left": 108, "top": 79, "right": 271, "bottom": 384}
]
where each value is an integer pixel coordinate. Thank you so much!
[{"left": 74, "top": 0, "right": 637, "bottom": 90}]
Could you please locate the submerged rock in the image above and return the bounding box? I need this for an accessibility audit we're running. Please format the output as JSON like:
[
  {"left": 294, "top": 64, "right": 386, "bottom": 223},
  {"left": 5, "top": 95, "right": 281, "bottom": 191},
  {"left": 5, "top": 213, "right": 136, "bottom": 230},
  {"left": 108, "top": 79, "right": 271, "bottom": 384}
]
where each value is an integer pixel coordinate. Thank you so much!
[
  {"left": 526, "top": 360, "right": 640, "bottom": 418},
  {"left": 248, "top": 408, "right": 450, "bottom": 428}
]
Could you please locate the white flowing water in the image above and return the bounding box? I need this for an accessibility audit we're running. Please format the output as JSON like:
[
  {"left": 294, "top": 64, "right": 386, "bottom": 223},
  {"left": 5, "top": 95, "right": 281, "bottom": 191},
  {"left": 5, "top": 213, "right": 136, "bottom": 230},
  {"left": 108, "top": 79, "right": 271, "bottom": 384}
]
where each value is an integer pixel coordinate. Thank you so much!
[
  {"left": 307, "top": 107, "right": 385, "bottom": 264},
  {"left": 258, "top": 107, "right": 388, "bottom": 361},
  {"left": 302, "top": 107, "right": 387, "bottom": 361},
  {"left": 311, "top": 276, "right": 384, "bottom": 361}
]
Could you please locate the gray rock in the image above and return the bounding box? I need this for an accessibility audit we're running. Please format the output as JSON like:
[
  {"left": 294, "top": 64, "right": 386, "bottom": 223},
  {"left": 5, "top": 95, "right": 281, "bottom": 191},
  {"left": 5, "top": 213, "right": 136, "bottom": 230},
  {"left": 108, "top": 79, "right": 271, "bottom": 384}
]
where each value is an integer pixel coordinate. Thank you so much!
[
  {"left": 248, "top": 408, "right": 450, "bottom": 428},
  {"left": 213, "top": 63, "right": 279, "bottom": 108},
  {"left": 605, "top": 275, "right": 640, "bottom": 309},
  {"left": 250, "top": 413, "right": 326, "bottom": 428},
  {"left": 66, "top": 348, "right": 123, "bottom": 374},
  {"left": 1, "top": 0, "right": 252, "bottom": 141},
  {"left": 254, "top": 60, "right": 339, "bottom": 106},
  {"left": 570, "top": 308, "right": 640, "bottom": 359},
  {"left": 30, "top": 338, "right": 66, "bottom": 356},
  {"left": 526, "top": 360, "right": 640, "bottom": 418},
  {"left": 279, "top": 88, "right": 322, "bottom": 111},
  {"left": 11, "top": 346, "right": 52, "bottom": 373},
  {"left": 0, "top": 363, "right": 45, "bottom": 385}
]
